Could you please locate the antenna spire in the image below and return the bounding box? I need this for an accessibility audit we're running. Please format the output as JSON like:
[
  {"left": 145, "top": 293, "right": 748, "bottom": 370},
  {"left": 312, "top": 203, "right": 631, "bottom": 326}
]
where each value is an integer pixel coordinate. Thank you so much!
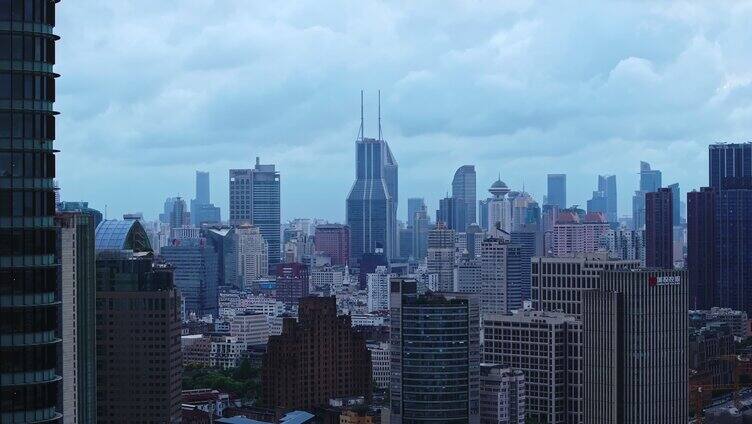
[
  {"left": 358, "top": 90, "right": 364, "bottom": 141},
  {"left": 378, "top": 89, "right": 382, "bottom": 140}
]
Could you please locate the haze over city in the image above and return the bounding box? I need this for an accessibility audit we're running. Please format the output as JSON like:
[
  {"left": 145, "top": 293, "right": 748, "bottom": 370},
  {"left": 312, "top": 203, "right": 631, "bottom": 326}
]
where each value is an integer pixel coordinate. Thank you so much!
[{"left": 54, "top": 1, "right": 752, "bottom": 221}]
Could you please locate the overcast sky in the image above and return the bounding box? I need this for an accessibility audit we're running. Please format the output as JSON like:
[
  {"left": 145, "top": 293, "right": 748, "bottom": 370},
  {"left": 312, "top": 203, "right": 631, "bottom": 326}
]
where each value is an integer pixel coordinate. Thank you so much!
[{"left": 55, "top": 1, "right": 752, "bottom": 223}]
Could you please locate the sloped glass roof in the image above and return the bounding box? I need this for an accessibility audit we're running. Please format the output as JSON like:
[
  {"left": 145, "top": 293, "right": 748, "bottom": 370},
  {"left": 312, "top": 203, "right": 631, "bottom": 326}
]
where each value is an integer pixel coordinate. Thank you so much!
[{"left": 95, "top": 219, "right": 152, "bottom": 253}]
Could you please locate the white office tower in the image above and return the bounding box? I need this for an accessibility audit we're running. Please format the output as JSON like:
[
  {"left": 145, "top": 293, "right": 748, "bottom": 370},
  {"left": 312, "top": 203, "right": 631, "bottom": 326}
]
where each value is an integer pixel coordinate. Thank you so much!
[
  {"left": 487, "top": 179, "right": 512, "bottom": 235},
  {"left": 480, "top": 364, "right": 526, "bottom": 424},
  {"left": 583, "top": 269, "right": 688, "bottom": 424},
  {"left": 427, "top": 223, "right": 457, "bottom": 291},
  {"left": 235, "top": 224, "right": 268, "bottom": 288},
  {"left": 483, "top": 309, "right": 582, "bottom": 424},
  {"left": 229, "top": 312, "right": 269, "bottom": 346},
  {"left": 481, "top": 236, "right": 522, "bottom": 316},
  {"left": 367, "top": 266, "right": 394, "bottom": 312},
  {"left": 599, "top": 228, "right": 645, "bottom": 265}
]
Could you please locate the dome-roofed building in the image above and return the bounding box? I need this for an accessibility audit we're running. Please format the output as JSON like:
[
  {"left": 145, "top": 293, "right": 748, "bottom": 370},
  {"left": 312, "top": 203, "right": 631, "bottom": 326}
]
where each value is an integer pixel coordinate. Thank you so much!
[
  {"left": 489, "top": 179, "right": 511, "bottom": 199},
  {"left": 95, "top": 219, "right": 153, "bottom": 253}
]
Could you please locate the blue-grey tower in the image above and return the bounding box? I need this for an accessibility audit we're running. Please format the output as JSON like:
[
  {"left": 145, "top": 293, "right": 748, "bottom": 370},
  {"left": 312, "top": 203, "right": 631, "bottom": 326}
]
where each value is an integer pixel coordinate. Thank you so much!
[
  {"left": 452, "top": 165, "right": 477, "bottom": 230},
  {"left": 347, "top": 91, "right": 397, "bottom": 265},
  {"left": 0, "top": 2, "right": 62, "bottom": 422}
]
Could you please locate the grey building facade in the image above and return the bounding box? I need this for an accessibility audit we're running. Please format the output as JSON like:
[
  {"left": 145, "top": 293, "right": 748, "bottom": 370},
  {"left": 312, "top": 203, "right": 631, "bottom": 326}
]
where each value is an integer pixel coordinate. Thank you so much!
[{"left": 452, "top": 165, "right": 477, "bottom": 231}]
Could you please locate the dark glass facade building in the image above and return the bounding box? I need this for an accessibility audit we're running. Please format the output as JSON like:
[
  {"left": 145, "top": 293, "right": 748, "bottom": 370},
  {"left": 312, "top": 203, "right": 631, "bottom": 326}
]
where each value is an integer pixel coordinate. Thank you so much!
[
  {"left": 709, "top": 143, "right": 752, "bottom": 192},
  {"left": 716, "top": 177, "right": 752, "bottom": 314},
  {"left": 451, "top": 165, "right": 476, "bottom": 231},
  {"left": 0, "top": 1, "right": 61, "bottom": 422},
  {"left": 546, "top": 173, "right": 566, "bottom": 209},
  {"left": 687, "top": 187, "right": 716, "bottom": 309},
  {"left": 390, "top": 279, "right": 480, "bottom": 423},
  {"left": 645, "top": 187, "right": 673, "bottom": 269}
]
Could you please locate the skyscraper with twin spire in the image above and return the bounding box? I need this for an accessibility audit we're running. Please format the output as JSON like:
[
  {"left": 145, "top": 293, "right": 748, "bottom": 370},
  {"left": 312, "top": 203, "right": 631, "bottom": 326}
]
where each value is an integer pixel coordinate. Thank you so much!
[{"left": 347, "top": 91, "right": 398, "bottom": 265}]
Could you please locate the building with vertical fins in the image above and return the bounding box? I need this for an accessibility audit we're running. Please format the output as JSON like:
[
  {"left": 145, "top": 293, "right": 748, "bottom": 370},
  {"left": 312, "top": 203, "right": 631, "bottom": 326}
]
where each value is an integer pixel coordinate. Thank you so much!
[
  {"left": 347, "top": 92, "right": 397, "bottom": 265},
  {"left": 0, "top": 1, "right": 62, "bottom": 422},
  {"left": 229, "top": 157, "right": 281, "bottom": 269},
  {"left": 716, "top": 177, "right": 752, "bottom": 314},
  {"left": 709, "top": 143, "right": 752, "bottom": 191},
  {"left": 452, "top": 165, "right": 477, "bottom": 231},
  {"left": 645, "top": 187, "right": 673, "bottom": 269}
]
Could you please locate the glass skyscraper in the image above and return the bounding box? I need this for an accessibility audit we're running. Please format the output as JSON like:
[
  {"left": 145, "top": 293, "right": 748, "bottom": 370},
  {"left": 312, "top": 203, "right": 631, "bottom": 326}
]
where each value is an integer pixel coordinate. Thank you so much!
[
  {"left": 0, "top": 1, "right": 61, "bottom": 422},
  {"left": 229, "top": 157, "right": 281, "bottom": 269},
  {"left": 452, "top": 165, "right": 476, "bottom": 230},
  {"left": 709, "top": 142, "right": 752, "bottom": 192},
  {"left": 546, "top": 173, "right": 567, "bottom": 209}
]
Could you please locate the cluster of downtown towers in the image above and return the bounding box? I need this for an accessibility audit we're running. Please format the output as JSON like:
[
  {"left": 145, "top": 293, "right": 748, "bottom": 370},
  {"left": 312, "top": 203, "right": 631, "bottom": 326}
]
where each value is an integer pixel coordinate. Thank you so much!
[{"left": 1, "top": 0, "right": 752, "bottom": 422}]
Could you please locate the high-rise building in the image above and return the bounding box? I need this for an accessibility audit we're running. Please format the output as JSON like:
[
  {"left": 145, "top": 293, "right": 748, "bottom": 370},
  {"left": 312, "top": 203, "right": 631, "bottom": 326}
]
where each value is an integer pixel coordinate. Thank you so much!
[
  {"left": 314, "top": 224, "right": 350, "bottom": 266},
  {"left": 455, "top": 253, "right": 482, "bottom": 294},
  {"left": 204, "top": 226, "right": 238, "bottom": 287},
  {"left": 58, "top": 201, "right": 103, "bottom": 228},
  {"left": 687, "top": 187, "right": 716, "bottom": 309},
  {"left": 478, "top": 198, "right": 491, "bottom": 231},
  {"left": 551, "top": 211, "right": 610, "bottom": 257},
  {"left": 583, "top": 268, "right": 688, "bottom": 424},
  {"left": 452, "top": 165, "right": 477, "bottom": 230},
  {"left": 436, "top": 195, "right": 456, "bottom": 229},
  {"left": 261, "top": 296, "right": 372, "bottom": 410},
  {"left": 716, "top": 177, "right": 752, "bottom": 314},
  {"left": 235, "top": 223, "right": 268, "bottom": 289},
  {"left": 546, "top": 174, "right": 567, "bottom": 209},
  {"left": 426, "top": 223, "right": 456, "bottom": 292},
  {"left": 229, "top": 157, "right": 281, "bottom": 268},
  {"left": 411, "top": 206, "right": 429, "bottom": 260},
  {"left": 599, "top": 228, "right": 645, "bottom": 264},
  {"left": 161, "top": 235, "right": 219, "bottom": 317},
  {"left": 709, "top": 143, "right": 752, "bottom": 192},
  {"left": 531, "top": 252, "right": 639, "bottom": 317},
  {"left": 481, "top": 236, "right": 524, "bottom": 316},
  {"left": 367, "top": 341, "right": 391, "bottom": 389},
  {"left": 367, "top": 265, "right": 393, "bottom": 312},
  {"left": 94, "top": 220, "right": 182, "bottom": 423},
  {"left": 194, "top": 170, "right": 210, "bottom": 204},
  {"left": 599, "top": 175, "right": 618, "bottom": 222},
  {"left": 229, "top": 312, "right": 269, "bottom": 346},
  {"left": 407, "top": 197, "right": 425, "bottom": 228},
  {"left": 479, "top": 364, "right": 526, "bottom": 424},
  {"left": 190, "top": 171, "right": 221, "bottom": 226},
  {"left": 390, "top": 280, "right": 480, "bottom": 423},
  {"left": 346, "top": 94, "right": 398, "bottom": 263},
  {"left": 483, "top": 309, "right": 582, "bottom": 424},
  {"left": 645, "top": 187, "right": 673, "bottom": 268},
  {"left": 632, "top": 161, "right": 662, "bottom": 230},
  {"left": 57, "top": 212, "right": 97, "bottom": 424},
  {"left": 487, "top": 179, "right": 512, "bottom": 234},
  {"left": 275, "top": 262, "right": 309, "bottom": 306},
  {"left": 668, "top": 182, "right": 681, "bottom": 224},
  {"left": 0, "top": 2, "right": 61, "bottom": 420}
]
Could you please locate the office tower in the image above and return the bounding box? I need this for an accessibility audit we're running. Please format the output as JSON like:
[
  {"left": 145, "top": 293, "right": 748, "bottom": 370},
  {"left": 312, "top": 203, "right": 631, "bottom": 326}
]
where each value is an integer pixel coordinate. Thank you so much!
[
  {"left": 160, "top": 196, "right": 177, "bottom": 223},
  {"left": 426, "top": 223, "right": 456, "bottom": 292},
  {"left": 367, "top": 341, "right": 391, "bottom": 389},
  {"left": 407, "top": 197, "right": 425, "bottom": 228},
  {"left": 583, "top": 269, "right": 688, "bottom": 424},
  {"left": 436, "top": 195, "right": 456, "bottom": 229},
  {"left": 716, "top": 177, "right": 752, "bottom": 314},
  {"left": 510, "top": 230, "right": 541, "bottom": 302},
  {"left": 460, "top": 223, "right": 485, "bottom": 258},
  {"left": 275, "top": 262, "right": 309, "bottom": 306},
  {"left": 261, "top": 296, "right": 372, "bottom": 410},
  {"left": 687, "top": 187, "right": 716, "bottom": 309},
  {"left": 631, "top": 161, "right": 662, "bottom": 230},
  {"left": 357, "top": 248, "right": 389, "bottom": 289},
  {"left": 229, "top": 157, "right": 281, "bottom": 268},
  {"left": 399, "top": 227, "right": 413, "bottom": 259},
  {"left": 531, "top": 252, "right": 639, "bottom": 316},
  {"left": 168, "top": 196, "right": 189, "bottom": 228},
  {"left": 452, "top": 165, "right": 477, "bottom": 230},
  {"left": 546, "top": 174, "right": 567, "bottom": 209},
  {"left": 390, "top": 280, "right": 480, "bottom": 423},
  {"left": 455, "top": 253, "right": 482, "bottom": 294},
  {"left": 204, "top": 226, "right": 237, "bottom": 287},
  {"left": 645, "top": 188, "right": 674, "bottom": 268},
  {"left": 586, "top": 190, "right": 607, "bottom": 218},
  {"left": 487, "top": 179, "right": 512, "bottom": 234},
  {"left": 479, "top": 365, "right": 526, "bottom": 424},
  {"left": 58, "top": 201, "right": 103, "bottom": 228},
  {"left": 314, "top": 224, "right": 350, "bottom": 266},
  {"left": 481, "top": 236, "right": 524, "bottom": 316},
  {"left": 483, "top": 310, "right": 582, "bottom": 424},
  {"left": 367, "top": 265, "right": 393, "bottom": 312},
  {"left": 229, "top": 312, "right": 269, "bottom": 346},
  {"left": 161, "top": 236, "right": 219, "bottom": 317},
  {"left": 235, "top": 223, "right": 268, "bottom": 288},
  {"left": 411, "top": 206, "right": 429, "bottom": 260},
  {"left": 551, "top": 211, "right": 609, "bottom": 256},
  {"left": 190, "top": 171, "right": 221, "bottom": 226},
  {"left": 94, "top": 220, "right": 182, "bottom": 423},
  {"left": 600, "top": 175, "right": 618, "bottom": 222},
  {"left": 509, "top": 191, "right": 537, "bottom": 232},
  {"left": 600, "top": 228, "right": 645, "bottom": 264},
  {"left": 478, "top": 198, "right": 490, "bottom": 231},
  {"left": 346, "top": 94, "right": 398, "bottom": 264},
  {"left": 195, "top": 170, "right": 209, "bottom": 204},
  {"left": 709, "top": 142, "right": 752, "bottom": 191},
  {"left": 57, "top": 212, "right": 97, "bottom": 424},
  {"left": 0, "top": 2, "right": 61, "bottom": 421},
  {"left": 668, "top": 182, "right": 681, "bottom": 223}
]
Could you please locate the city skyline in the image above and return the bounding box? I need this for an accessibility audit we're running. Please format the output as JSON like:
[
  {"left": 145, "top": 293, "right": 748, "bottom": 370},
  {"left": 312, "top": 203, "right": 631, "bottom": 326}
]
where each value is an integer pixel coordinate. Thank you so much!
[{"left": 53, "top": 2, "right": 752, "bottom": 221}]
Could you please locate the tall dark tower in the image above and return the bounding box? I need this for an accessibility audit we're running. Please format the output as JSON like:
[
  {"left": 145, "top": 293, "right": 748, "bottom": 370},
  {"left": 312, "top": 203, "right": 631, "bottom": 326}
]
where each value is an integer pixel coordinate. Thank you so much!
[
  {"left": 645, "top": 188, "right": 674, "bottom": 269},
  {"left": 0, "top": 1, "right": 62, "bottom": 422},
  {"left": 346, "top": 91, "right": 397, "bottom": 265}
]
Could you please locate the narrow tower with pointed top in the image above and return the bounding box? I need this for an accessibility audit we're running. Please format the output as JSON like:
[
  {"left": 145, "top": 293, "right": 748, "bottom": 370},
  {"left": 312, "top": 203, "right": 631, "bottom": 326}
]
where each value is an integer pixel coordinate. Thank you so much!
[{"left": 346, "top": 91, "right": 398, "bottom": 265}]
